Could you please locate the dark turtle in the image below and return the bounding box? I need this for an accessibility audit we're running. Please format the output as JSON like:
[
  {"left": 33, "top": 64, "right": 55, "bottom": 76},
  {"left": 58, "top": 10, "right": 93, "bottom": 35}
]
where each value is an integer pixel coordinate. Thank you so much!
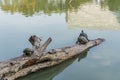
[
  {"left": 77, "top": 36, "right": 89, "bottom": 44},
  {"left": 79, "top": 30, "right": 89, "bottom": 40},
  {"left": 77, "top": 30, "right": 89, "bottom": 44},
  {"left": 23, "top": 48, "right": 34, "bottom": 56}
]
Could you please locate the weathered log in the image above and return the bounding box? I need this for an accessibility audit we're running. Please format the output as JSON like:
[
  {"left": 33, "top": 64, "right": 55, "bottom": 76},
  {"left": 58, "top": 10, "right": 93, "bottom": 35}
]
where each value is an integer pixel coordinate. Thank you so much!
[
  {"left": 38, "top": 37, "right": 52, "bottom": 52},
  {"left": 28, "top": 35, "right": 52, "bottom": 52},
  {"left": 0, "top": 38, "right": 104, "bottom": 80},
  {"left": 29, "top": 35, "right": 42, "bottom": 49},
  {"left": 23, "top": 37, "right": 52, "bottom": 57},
  {"left": 18, "top": 50, "right": 88, "bottom": 80}
]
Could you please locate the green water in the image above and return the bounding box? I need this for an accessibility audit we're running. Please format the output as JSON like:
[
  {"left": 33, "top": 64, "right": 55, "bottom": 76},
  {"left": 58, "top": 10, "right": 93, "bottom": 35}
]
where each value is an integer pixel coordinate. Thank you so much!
[{"left": 0, "top": 0, "right": 120, "bottom": 80}]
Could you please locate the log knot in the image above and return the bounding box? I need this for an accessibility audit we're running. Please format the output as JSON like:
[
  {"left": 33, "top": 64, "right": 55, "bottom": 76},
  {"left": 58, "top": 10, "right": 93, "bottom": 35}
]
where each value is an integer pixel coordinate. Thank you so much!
[{"left": 29, "top": 35, "right": 42, "bottom": 49}]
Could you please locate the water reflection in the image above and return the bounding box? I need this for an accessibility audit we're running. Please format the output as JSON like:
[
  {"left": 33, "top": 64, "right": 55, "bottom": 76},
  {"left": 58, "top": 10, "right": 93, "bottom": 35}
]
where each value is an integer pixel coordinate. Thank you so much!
[
  {"left": 0, "top": 0, "right": 91, "bottom": 16},
  {"left": 0, "top": 0, "right": 66, "bottom": 16},
  {"left": 0, "top": 0, "right": 120, "bottom": 30},
  {"left": 67, "top": 0, "right": 120, "bottom": 30},
  {"left": 0, "top": 0, "right": 120, "bottom": 16},
  {"left": 106, "top": 0, "right": 120, "bottom": 23},
  {"left": 0, "top": 0, "right": 96, "bottom": 13},
  {"left": 18, "top": 51, "right": 88, "bottom": 80},
  {"left": 98, "top": 0, "right": 120, "bottom": 25}
]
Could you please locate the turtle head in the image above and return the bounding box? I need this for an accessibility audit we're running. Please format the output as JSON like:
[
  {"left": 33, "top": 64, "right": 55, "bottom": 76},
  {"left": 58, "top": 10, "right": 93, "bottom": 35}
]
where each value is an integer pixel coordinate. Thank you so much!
[{"left": 81, "top": 30, "right": 84, "bottom": 33}]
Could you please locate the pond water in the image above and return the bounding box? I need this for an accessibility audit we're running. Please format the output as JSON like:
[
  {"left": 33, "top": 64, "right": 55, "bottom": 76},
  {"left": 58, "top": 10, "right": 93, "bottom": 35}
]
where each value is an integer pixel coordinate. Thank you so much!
[{"left": 0, "top": 0, "right": 120, "bottom": 80}]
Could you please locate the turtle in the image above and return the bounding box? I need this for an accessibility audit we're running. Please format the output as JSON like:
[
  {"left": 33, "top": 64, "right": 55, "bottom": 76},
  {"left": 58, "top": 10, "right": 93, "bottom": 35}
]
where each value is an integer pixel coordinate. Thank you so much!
[
  {"left": 23, "top": 48, "right": 34, "bottom": 56},
  {"left": 77, "top": 36, "right": 89, "bottom": 44},
  {"left": 76, "top": 30, "right": 89, "bottom": 44},
  {"left": 79, "top": 30, "right": 89, "bottom": 40}
]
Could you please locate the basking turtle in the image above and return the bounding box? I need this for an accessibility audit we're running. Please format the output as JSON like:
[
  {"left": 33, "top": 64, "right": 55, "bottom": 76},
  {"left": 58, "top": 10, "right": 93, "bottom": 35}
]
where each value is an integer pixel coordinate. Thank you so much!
[
  {"left": 23, "top": 48, "right": 34, "bottom": 56},
  {"left": 79, "top": 30, "right": 89, "bottom": 40},
  {"left": 77, "top": 30, "right": 89, "bottom": 44},
  {"left": 77, "top": 36, "right": 89, "bottom": 44}
]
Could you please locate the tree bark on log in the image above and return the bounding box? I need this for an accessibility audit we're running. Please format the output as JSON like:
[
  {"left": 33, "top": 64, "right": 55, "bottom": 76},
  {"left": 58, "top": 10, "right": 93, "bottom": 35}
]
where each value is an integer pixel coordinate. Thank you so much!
[
  {"left": 38, "top": 37, "right": 52, "bottom": 52},
  {"left": 18, "top": 51, "right": 88, "bottom": 80},
  {"left": 0, "top": 37, "right": 104, "bottom": 80}
]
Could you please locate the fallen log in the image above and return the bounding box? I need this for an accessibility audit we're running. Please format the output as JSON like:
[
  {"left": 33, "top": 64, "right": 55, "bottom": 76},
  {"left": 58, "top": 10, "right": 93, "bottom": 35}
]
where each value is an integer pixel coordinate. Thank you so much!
[
  {"left": 18, "top": 50, "right": 88, "bottom": 80},
  {"left": 0, "top": 34, "right": 104, "bottom": 80}
]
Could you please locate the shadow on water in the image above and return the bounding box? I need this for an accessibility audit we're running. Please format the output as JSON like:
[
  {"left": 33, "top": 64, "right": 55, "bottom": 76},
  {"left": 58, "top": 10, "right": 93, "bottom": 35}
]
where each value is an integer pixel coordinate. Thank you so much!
[{"left": 18, "top": 50, "right": 88, "bottom": 80}]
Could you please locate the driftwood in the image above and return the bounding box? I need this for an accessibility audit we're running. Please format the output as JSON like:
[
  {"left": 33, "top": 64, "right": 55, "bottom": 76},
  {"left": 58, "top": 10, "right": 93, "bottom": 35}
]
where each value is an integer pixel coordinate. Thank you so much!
[
  {"left": 0, "top": 34, "right": 104, "bottom": 80},
  {"left": 28, "top": 35, "right": 52, "bottom": 52},
  {"left": 18, "top": 51, "right": 88, "bottom": 80}
]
